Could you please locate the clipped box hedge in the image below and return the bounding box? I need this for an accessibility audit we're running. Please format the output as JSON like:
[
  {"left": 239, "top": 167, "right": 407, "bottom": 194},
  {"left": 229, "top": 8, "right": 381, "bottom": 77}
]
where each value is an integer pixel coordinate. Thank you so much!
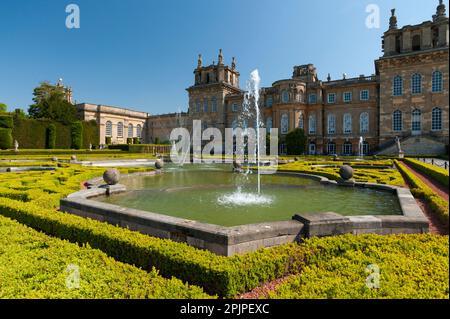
[
  {"left": 0, "top": 127, "right": 13, "bottom": 150},
  {"left": 269, "top": 234, "right": 449, "bottom": 299},
  {"left": 395, "top": 160, "right": 448, "bottom": 224},
  {"left": 0, "top": 115, "right": 13, "bottom": 128},
  {"left": 0, "top": 197, "right": 306, "bottom": 297},
  {"left": 403, "top": 158, "right": 449, "bottom": 187},
  {"left": 0, "top": 214, "right": 211, "bottom": 299}
]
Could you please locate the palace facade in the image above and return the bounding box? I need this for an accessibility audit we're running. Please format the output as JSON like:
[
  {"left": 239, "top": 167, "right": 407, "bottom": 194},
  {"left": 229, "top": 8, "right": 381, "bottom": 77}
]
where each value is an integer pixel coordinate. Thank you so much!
[{"left": 76, "top": 2, "right": 449, "bottom": 155}]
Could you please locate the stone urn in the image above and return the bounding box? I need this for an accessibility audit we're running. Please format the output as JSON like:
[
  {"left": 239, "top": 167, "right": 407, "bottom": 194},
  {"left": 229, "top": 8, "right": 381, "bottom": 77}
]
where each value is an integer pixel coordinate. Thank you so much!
[
  {"left": 233, "top": 159, "right": 242, "bottom": 169},
  {"left": 52, "top": 157, "right": 58, "bottom": 162},
  {"left": 339, "top": 165, "right": 354, "bottom": 181},
  {"left": 103, "top": 169, "right": 120, "bottom": 185}
]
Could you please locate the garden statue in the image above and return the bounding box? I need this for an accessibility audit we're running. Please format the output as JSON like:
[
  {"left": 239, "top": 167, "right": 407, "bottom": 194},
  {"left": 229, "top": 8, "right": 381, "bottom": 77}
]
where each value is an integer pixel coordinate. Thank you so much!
[
  {"left": 89, "top": 143, "right": 92, "bottom": 151},
  {"left": 14, "top": 140, "right": 19, "bottom": 152}
]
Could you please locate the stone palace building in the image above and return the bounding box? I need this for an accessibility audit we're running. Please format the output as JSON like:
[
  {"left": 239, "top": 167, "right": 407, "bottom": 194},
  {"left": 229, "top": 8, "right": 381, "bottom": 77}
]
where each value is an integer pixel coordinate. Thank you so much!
[{"left": 76, "top": 2, "right": 449, "bottom": 155}]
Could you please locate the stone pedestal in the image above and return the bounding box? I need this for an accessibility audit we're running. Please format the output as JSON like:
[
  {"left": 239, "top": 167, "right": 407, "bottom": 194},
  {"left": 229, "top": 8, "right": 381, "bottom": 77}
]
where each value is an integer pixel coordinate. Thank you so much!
[{"left": 293, "top": 212, "right": 352, "bottom": 237}]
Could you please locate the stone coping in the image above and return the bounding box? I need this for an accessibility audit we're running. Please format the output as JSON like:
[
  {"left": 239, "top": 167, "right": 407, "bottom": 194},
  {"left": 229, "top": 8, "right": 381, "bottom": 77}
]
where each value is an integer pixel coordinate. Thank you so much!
[
  {"left": 0, "top": 166, "right": 57, "bottom": 172},
  {"left": 60, "top": 170, "right": 428, "bottom": 256}
]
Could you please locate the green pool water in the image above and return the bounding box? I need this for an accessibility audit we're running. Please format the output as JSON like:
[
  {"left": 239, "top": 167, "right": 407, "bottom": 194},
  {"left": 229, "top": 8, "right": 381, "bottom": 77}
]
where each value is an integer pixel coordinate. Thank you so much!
[{"left": 97, "top": 164, "right": 402, "bottom": 227}]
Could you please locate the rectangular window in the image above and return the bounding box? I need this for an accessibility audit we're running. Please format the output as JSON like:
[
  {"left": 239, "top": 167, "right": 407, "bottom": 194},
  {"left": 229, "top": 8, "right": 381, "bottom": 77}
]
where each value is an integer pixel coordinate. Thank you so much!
[
  {"left": 343, "top": 143, "right": 352, "bottom": 155},
  {"left": 327, "top": 143, "right": 336, "bottom": 155},
  {"left": 360, "top": 90, "right": 369, "bottom": 101},
  {"left": 232, "top": 103, "right": 238, "bottom": 112},
  {"left": 343, "top": 92, "right": 352, "bottom": 103},
  {"left": 308, "top": 93, "right": 317, "bottom": 104},
  {"left": 266, "top": 96, "right": 273, "bottom": 107},
  {"left": 327, "top": 93, "right": 336, "bottom": 104},
  {"left": 211, "top": 98, "right": 218, "bottom": 112},
  {"left": 203, "top": 99, "right": 208, "bottom": 112}
]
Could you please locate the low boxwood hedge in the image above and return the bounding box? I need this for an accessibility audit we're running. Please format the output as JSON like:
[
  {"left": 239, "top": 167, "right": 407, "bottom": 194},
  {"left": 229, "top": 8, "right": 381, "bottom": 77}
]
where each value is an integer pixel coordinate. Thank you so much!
[
  {"left": 395, "top": 160, "right": 448, "bottom": 224},
  {"left": 0, "top": 214, "right": 211, "bottom": 299},
  {"left": 403, "top": 158, "right": 449, "bottom": 187},
  {"left": 0, "top": 197, "right": 306, "bottom": 297},
  {"left": 269, "top": 234, "right": 449, "bottom": 299}
]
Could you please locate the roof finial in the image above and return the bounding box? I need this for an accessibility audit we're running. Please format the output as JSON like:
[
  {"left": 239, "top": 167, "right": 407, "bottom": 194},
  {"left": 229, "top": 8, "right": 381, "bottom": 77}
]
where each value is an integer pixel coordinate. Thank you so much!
[
  {"left": 231, "top": 57, "right": 236, "bottom": 70},
  {"left": 218, "top": 49, "right": 223, "bottom": 65},
  {"left": 389, "top": 8, "right": 398, "bottom": 29},
  {"left": 197, "top": 54, "right": 202, "bottom": 68},
  {"left": 327, "top": 73, "right": 331, "bottom": 81},
  {"left": 436, "top": 0, "right": 446, "bottom": 19}
]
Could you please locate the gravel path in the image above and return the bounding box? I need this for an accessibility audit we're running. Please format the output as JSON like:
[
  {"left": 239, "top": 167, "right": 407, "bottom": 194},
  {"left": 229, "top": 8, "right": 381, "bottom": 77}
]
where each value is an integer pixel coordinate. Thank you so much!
[
  {"left": 399, "top": 163, "right": 448, "bottom": 235},
  {"left": 402, "top": 162, "right": 449, "bottom": 201}
]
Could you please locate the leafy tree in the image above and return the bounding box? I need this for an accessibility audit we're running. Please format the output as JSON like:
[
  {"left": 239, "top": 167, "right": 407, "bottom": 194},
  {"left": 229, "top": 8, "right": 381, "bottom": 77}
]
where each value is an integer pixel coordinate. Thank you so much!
[
  {"left": 285, "top": 128, "right": 307, "bottom": 155},
  {"left": 13, "top": 108, "right": 27, "bottom": 120},
  {"left": 0, "top": 103, "right": 7, "bottom": 113},
  {"left": 28, "top": 82, "right": 77, "bottom": 125}
]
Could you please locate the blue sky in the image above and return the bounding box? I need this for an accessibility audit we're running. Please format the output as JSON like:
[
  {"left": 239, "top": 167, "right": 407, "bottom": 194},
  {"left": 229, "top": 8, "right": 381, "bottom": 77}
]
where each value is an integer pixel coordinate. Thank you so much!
[{"left": 0, "top": 0, "right": 444, "bottom": 115}]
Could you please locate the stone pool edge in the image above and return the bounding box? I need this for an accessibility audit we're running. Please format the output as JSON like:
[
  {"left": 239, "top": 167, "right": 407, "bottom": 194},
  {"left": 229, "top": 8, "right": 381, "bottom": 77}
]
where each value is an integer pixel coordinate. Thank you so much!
[{"left": 60, "top": 171, "right": 429, "bottom": 256}]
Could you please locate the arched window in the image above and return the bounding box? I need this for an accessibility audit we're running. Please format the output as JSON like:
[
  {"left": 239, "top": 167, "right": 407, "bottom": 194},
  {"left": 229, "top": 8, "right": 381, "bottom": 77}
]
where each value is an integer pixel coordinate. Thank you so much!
[
  {"left": 411, "top": 109, "right": 421, "bottom": 133},
  {"left": 360, "top": 112, "right": 369, "bottom": 133},
  {"left": 128, "top": 124, "right": 133, "bottom": 138},
  {"left": 343, "top": 113, "right": 352, "bottom": 134},
  {"left": 211, "top": 97, "right": 217, "bottom": 112},
  {"left": 281, "top": 90, "right": 289, "bottom": 103},
  {"left": 266, "top": 117, "right": 273, "bottom": 132},
  {"left": 432, "top": 71, "right": 443, "bottom": 92},
  {"left": 308, "top": 114, "right": 316, "bottom": 134},
  {"left": 432, "top": 107, "right": 442, "bottom": 131},
  {"left": 136, "top": 124, "right": 142, "bottom": 138},
  {"left": 393, "top": 110, "right": 402, "bottom": 131},
  {"left": 297, "top": 91, "right": 304, "bottom": 102},
  {"left": 298, "top": 113, "right": 304, "bottom": 129},
  {"left": 117, "top": 122, "right": 123, "bottom": 137},
  {"left": 105, "top": 121, "right": 112, "bottom": 137},
  {"left": 327, "top": 114, "right": 336, "bottom": 134},
  {"left": 412, "top": 35, "right": 421, "bottom": 51},
  {"left": 281, "top": 113, "right": 289, "bottom": 134},
  {"left": 393, "top": 75, "right": 403, "bottom": 96},
  {"left": 411, "top": 73, "right": 422, "bottom": 94}
]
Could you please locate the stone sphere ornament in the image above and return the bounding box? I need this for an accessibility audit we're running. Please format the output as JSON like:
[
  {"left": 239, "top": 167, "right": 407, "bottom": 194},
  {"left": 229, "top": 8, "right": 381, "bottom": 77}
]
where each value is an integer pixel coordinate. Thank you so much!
[
  {"left": 70, "top": 155, "right": 77, "bottom": 161},
  {"left": 339, "top": 165, "right": 353, "bottom": 181},
  {"left": 103, "top": 169, "right": 120, "bottom": 185},
  {"left": 155, "top": 159, "right": 164, "bottom": 169},
  {"left": 52, "top": 157, "right": 58, "bottom": 162}
]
